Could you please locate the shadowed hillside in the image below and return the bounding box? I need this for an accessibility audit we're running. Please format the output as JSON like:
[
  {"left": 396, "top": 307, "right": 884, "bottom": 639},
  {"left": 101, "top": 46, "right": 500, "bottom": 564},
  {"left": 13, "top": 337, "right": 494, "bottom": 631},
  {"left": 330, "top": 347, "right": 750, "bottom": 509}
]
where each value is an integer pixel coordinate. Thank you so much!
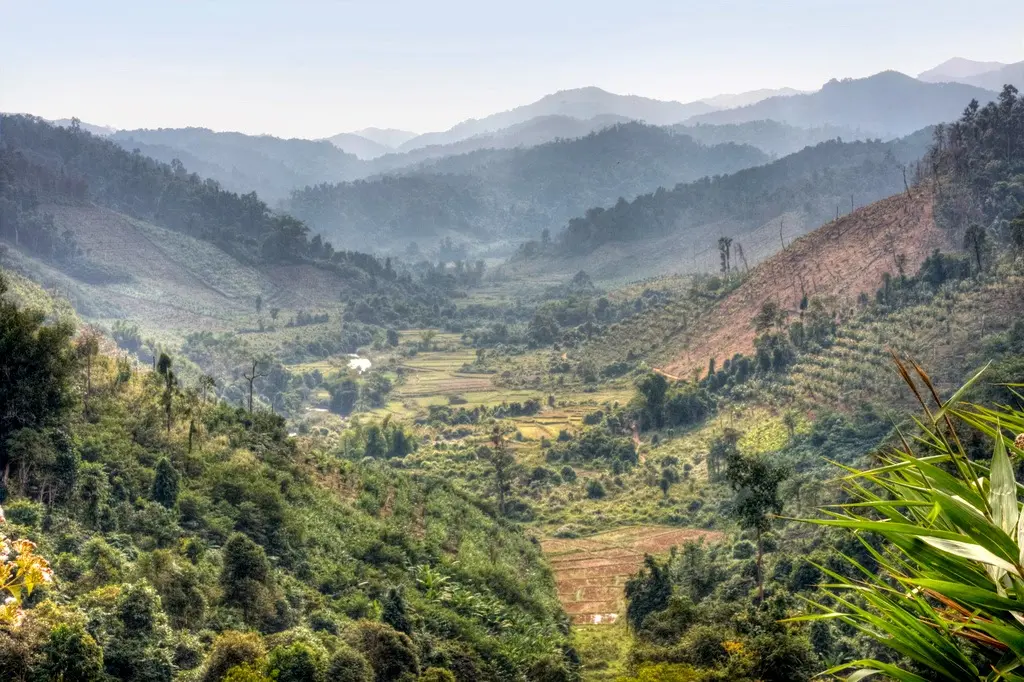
[{"left": 286, "top": 123, "right": 769, "bottom": 249}]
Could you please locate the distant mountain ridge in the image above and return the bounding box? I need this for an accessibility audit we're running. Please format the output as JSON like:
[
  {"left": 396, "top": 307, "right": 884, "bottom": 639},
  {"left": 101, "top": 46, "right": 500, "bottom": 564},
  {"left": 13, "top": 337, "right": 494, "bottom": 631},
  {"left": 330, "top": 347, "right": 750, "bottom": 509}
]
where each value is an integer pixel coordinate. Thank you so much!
[
  {"left": 367, "top": 114, "right": 632, "bottom": 174},
  {"left": 950, "top": 62, "right": 1024, "bottom": 91},
  {"left": 48, "top": 118, "right": 117, "bottom": 136},
  {"left": 286, "top": 123, "right": 769, "bottom": 249},
  {"left": 688, "top": 71, "right": 998, "bottom": 136},
  {"left": 324, "top": 132, "right": 392, "bottom": 160},
  {"left": 917, "top": 57, "right": 1024, "bottom": 91},
  {"left": 352, "top": 127, "right": 418, "bottom": 148},
  {"left": 917, "top": 57, "right": 1008, "bottom": 82},
  {"left": 699, "top": 87, "right": 805, "bottom": 109},
  {"left": 396, "top": 87, "right": 717, "bottom": 151},
  {"left": 110, "top": 127, "right": 364, "bottom": 202}
]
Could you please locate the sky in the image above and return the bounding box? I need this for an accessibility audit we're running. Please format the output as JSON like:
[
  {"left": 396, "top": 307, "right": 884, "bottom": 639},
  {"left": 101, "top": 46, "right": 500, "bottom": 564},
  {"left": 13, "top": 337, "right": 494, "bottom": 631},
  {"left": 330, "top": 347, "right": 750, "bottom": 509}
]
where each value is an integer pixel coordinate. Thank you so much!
[{"left": 3, "top": 0, "right": 1023, "bottom": 139}]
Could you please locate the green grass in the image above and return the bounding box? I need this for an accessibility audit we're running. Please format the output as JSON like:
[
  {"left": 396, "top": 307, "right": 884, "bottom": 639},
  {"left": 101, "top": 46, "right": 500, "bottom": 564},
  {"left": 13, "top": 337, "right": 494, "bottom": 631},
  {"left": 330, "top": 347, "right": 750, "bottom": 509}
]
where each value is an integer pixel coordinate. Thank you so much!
[{"left": 573, "top": 622, "right": 633, "bottom": 680}]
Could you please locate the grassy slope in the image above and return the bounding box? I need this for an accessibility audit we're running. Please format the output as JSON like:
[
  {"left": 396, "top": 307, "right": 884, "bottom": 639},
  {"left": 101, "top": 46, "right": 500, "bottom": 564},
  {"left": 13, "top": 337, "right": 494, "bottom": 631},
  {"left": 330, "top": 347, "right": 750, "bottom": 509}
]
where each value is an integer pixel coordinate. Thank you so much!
[{"left": 4, "top": 204, "right": 347, "bottom": 342}]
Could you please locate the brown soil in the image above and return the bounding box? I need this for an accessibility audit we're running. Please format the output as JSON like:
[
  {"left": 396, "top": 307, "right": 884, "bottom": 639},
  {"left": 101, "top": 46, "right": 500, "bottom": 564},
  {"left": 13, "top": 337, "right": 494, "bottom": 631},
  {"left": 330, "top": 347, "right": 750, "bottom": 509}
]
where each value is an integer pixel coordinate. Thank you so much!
[
  {"left": 542, "top": 526, "right": 723, "bottom": 625},
  {"left": 663, "top": 189, "right": 949, "bottom": 377}
]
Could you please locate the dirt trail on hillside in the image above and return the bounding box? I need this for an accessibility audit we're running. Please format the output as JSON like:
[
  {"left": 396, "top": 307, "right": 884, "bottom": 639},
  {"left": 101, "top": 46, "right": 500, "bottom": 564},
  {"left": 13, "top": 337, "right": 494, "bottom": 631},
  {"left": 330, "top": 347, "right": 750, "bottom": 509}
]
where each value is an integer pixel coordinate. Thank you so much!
[{"left": 664, "top": 189, "right": 949, "bottom": 377}]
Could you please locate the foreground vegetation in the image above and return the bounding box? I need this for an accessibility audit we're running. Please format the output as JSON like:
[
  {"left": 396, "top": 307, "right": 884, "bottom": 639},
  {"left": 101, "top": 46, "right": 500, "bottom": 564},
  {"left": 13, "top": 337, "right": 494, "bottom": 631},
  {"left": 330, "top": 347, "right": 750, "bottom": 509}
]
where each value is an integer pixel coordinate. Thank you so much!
[{"left": 0, "top": 272, "right": 577, "bottom": 681}]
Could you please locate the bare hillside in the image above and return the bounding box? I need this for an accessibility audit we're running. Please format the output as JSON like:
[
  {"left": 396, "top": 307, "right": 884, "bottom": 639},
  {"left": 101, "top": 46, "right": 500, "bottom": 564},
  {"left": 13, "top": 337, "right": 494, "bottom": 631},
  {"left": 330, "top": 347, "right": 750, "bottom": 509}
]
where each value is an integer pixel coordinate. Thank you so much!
[
  {"left": 662, "top": 188, "right": 949, "bottom": 377},
  {"left": 8, "top": 204, "right": 348, "bottom": 336}
]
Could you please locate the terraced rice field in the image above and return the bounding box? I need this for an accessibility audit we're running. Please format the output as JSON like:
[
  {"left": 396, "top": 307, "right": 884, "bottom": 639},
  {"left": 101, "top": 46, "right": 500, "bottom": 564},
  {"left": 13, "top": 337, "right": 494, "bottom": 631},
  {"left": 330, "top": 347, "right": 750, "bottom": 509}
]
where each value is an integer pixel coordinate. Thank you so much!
[{"left": 541, "top": 526, "right": 723, "bottom": 625}]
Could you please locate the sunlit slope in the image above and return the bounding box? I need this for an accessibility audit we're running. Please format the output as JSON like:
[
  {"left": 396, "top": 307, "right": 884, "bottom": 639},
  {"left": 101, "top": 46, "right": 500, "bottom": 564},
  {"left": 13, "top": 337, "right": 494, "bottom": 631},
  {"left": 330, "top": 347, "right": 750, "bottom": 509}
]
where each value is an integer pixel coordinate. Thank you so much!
[
  {"left": 5, "top": 203, "right": 349, "bottom": 336},
  {"left": 662, "top": 188, "right": 946, "bottom": 376}
]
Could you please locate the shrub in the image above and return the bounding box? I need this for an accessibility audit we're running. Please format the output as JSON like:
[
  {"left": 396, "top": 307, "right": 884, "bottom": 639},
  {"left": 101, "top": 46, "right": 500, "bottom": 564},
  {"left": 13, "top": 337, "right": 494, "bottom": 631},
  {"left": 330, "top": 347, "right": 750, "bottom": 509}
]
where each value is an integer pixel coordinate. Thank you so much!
[
  {"left": 731, "top": 541, "right": 755, "bottom": 559},
  {"left": 326, "top": 645, "right": 373, "bottom": 682},
  {"left": 42, "top": 622, "right": 104, "bottom": 682},
  {"left": 585, "top": 480, "right": 605, "bottom": 499},
  {"left": 201, "top": 631, "right": 267, "bottom": 682},
  {"left": 3, "top": 499, "right": 43, "bottom": 528},
  {"left": 350, "top": 621, "right": 419, "bottom": 682},
  {"left": 307, "top": 609, "right": 340, "bottom": 635},
  {"left": 222, "top": 663, "right": 272, "bottom": 681},
  {"left": 418, "top": 668, "right": 456, "bottom": 682},
  {"left": 381, "top": 586, "right": 412, "bottom": 635},
  {"left": 680, "top": 625, "right": 729, "bottom": 667},
  {"left": 266, "top": 641, "right": 326, "bottom": 682}
]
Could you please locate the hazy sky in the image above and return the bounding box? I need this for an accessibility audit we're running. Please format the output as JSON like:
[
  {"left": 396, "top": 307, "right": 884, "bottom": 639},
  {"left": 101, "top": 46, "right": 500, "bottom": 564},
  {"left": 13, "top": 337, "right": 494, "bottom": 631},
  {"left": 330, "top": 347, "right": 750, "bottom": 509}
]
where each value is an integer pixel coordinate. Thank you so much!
[{"left": 4, "top": 0, "right": 1023, "bottom": 138}]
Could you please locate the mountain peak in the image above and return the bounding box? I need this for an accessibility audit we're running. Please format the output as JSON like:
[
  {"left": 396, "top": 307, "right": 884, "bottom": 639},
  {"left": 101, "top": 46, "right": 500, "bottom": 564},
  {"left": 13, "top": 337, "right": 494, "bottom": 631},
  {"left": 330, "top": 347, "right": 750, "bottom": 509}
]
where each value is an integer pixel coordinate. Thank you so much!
[
  {"left": 351, "top": 127, "right": 419, "bottom": 148},
  {"left": 689, "top": 70, "right": 997, "bottom": 137},
  {"left": 919, "top": 57, "right": 1008, "bottom": 82}
]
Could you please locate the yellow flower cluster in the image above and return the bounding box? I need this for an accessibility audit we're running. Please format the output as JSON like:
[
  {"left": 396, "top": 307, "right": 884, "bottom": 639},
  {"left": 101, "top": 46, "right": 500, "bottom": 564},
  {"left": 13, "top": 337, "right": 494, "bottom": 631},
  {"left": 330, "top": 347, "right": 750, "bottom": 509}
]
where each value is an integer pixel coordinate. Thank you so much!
[{"left": 0, "top": 528, "right": 54, "bottom": 626}]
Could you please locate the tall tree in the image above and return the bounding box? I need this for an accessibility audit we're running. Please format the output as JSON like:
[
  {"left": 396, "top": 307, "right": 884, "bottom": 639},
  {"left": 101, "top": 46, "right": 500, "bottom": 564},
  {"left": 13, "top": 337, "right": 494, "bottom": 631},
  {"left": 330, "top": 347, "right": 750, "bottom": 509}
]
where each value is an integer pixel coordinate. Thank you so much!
[
  {"left": 157, "top": 353, "right": 176, "bottom": 432},
  {"left": 482, "top": 426, "right": 515, "bottom": 517},
  {"left": 706, "top": 428, "right": 740, "bottom": 483},
  {"left": 725, "top": 448, "right": 788, "bottom": 601},
  {"left": 242, "top": 357, "right": 268, "bottom": 413},
  {"left": 152, "top": 457, "right": 180, "bottom": 508},
  {"left": 718, "top": 236, "right": 733, "bottom": 276},
  {"left": 624, "top": 555, "right": 672, "bottom": 632},
  {"left": 0, "top": 273, "right": 78, "bottom": 484},
  {"left": 963, "top": 223, "right": 987, "bottom": 273},
  {"left": 636, "top": 372, "right": 669, "bottom": 430},
  {"left": 75, "top": 326, "right": 101, "bottom": 416}
]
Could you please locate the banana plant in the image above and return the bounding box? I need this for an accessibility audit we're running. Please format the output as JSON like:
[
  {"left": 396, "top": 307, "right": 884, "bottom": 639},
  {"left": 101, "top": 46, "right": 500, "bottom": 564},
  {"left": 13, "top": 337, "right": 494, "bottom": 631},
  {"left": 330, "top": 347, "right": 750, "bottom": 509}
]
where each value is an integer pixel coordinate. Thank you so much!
[{"left": 792, "top": 358, "right": 1024, "bottom": 681}]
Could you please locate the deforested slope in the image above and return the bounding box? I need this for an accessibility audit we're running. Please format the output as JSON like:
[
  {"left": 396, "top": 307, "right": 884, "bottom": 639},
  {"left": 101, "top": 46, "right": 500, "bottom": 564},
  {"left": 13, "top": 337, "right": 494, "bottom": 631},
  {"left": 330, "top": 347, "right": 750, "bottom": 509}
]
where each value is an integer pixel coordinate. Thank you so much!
[{"left": 661, "top": 188, "right": 948, "bottom": 376}]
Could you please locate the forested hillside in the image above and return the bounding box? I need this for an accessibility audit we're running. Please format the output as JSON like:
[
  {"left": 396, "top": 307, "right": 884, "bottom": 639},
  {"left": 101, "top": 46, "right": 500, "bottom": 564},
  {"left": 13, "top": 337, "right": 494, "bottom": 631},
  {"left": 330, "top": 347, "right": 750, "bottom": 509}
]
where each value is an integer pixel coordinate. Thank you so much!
[
  {"left": 553, "top": 133, "right": 931, "bottom": 257},
  {"left": 364, "top": 114, "right": 631, "bottom": 174},
  {"left": 286, "top": 124, "right": 768, "bottom": 249},
  {"left": 110, "top": 127, "right": 365, "bottom": 202},
  {"left": 671, "top": 120, "right": 869, "bottom": 157},
  {"left": 0, "top": 115, "right": 481, "bottom": 419},
  {"left": 0, "top": 275, "right": 578, "bottom": 681},
  {"left": 0, "top": 115, "right": 396, "bottom": 278}
]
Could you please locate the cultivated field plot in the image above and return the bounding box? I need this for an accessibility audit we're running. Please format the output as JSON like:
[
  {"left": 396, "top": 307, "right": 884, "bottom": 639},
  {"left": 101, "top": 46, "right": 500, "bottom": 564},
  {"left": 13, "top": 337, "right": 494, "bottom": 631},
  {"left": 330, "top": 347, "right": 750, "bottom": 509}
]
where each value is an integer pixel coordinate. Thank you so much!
[
  {"left": 389, "top": 342, "right": 540, "bottom": 410},
  {"left": 541, "top": 526, "right": 722, "bottom": 625}
]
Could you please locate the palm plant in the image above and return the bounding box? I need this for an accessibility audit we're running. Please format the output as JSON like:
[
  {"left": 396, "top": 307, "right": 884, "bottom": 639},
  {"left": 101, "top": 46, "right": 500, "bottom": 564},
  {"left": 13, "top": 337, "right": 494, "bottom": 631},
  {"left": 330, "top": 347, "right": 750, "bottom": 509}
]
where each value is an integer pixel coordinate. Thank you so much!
[{"left": 794, "top": 357, "right": 1024, "bottom": 681}]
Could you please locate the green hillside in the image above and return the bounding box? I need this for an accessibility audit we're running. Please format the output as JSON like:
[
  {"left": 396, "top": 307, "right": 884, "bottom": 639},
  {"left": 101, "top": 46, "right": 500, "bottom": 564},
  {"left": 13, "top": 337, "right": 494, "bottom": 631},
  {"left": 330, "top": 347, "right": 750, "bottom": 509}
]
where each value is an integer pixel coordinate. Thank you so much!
[
  {"left": 285, "top": 123, "right": 768, "bottom": 249},
  {"left": 0, "top": 275, "right": 576, "bottom": 680}
]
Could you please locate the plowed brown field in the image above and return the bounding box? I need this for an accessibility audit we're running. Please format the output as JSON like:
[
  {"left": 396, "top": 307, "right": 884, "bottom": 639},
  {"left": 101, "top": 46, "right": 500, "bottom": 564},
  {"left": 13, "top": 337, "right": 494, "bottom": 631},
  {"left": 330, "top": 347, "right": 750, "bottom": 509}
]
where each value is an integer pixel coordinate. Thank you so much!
[{"left": 541, "top": 526, "right": 723, "bottom": 625}]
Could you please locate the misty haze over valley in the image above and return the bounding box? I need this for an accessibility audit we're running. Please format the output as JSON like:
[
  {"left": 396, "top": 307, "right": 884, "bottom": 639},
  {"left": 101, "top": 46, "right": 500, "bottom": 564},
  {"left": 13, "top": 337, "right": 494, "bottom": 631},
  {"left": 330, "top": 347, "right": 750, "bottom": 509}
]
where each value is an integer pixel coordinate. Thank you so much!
[{"left": 3, "top": 3, "right": 1024, "bottom": 681}]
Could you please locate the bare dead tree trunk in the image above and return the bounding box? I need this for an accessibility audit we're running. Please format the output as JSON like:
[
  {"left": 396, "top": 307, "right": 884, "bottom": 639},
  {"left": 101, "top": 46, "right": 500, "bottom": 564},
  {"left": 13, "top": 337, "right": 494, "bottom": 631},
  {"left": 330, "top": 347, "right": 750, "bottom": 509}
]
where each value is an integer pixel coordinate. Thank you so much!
[
  {"left": 243, "top": 359, "right": 267, "bottom": 413},
  {"left": 756, "top": 527, "right": 764, "bottom": 603},
  {"left": 736, "top": 242, "right": 749, "bottom": 273}
]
